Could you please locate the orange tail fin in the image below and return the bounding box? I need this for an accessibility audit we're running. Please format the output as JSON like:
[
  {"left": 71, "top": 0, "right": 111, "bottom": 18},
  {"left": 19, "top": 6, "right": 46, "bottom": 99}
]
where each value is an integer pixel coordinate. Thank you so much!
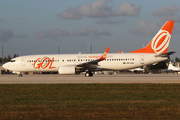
[{"left": 130, "top": 21, "right": 174, "bottom": 54}]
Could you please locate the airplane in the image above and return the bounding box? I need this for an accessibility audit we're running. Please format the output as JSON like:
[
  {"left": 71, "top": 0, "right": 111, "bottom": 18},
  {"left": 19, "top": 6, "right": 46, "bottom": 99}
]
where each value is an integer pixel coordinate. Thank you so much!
[
  {"left": 129, "top": 67, "right": 144, "bottom": 73},
  {"left": 3, "top": 21, "right": 175, "bottom": 77},
  {"left": 163, "top": 62, "right": 180, "bottom": 74}
]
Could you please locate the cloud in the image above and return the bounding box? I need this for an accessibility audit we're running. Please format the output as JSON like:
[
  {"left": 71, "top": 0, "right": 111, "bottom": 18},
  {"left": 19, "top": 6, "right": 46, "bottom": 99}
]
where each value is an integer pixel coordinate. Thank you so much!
[
  {"left": 57, "top": 8, "right": 82, "bottom": 20},
  {"left": 36, "top": 32, "right": 46, "bottom": 39},
  {"left": 153, "top": 5, "right": 180, "bottom": 16},
  {"left": 72, "top": 27, "right": 98, "bottom": 36},
  {"left": 78, "top": 0, "right": 113, "bottom": 18},
  {"left": 36, "top": 27, "right": 111, "bottom": 39},
  {"left": 161, "top": 14, "right": 180, "bottom": 22},
  {"left": 47, "top": 29, "right": 70, "bottom": 37},
  {"left": 153, "top": 5, "right": 180, "bottom": 22},
  {"left": 95, "top": 18, "right": 125, "bottom": 24},
  {"left": 0, "top": 28, "right": 27, "bottom": 41},
  {"left": 71, "top": 27, "right": 111, "bottom": 36},
  {"left": 114, "top": 2, "right": 140, "bottom": 16},
  {"left": 36, "top": 29, "right": 70, "bottom": 39},
  {"left": 0, "top": 28, "right": 14, "bottom": 42},
  {"left": 58, "top": 1, "right": 141, "bottom": 19},
  {"left": 97, "top": 30, "right": 111, "bottom": 36},
  {"left": 129, "top": 20, "right": 160, "bottom": 36}
]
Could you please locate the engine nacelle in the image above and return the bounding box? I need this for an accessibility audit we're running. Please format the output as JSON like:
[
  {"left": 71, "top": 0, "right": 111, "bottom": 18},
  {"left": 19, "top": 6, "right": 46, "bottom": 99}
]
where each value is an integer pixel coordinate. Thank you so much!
[
  {"left": 12, "top": 71, "right": 21, "bottom": 75},
  {"left": 58, "top": 66, "right": 77, "bottom": 75}
]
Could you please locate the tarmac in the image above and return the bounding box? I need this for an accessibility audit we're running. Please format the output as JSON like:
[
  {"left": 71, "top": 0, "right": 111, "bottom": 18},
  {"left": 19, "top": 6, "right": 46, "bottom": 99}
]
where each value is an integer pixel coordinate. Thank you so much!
[{"left": 1, "top": 74, "right": 180, "bottom": 84}]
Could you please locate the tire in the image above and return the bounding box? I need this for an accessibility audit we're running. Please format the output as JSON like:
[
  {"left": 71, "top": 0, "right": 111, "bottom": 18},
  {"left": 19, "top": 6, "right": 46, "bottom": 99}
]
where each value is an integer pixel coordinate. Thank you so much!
[
  {"left": 19, "top": 74, "right": 22, "bottom": 77},
  {"left": 85, "top": 72, "right": 89, "bottom": 77},
  {"left": 85, "top": 72, "right": 93, "bottom": 77}
]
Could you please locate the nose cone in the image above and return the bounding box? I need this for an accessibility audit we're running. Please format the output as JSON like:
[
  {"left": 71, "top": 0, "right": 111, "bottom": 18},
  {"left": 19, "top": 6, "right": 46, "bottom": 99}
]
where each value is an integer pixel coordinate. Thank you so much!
[{"left": 2, "top": 63, "right": 8, "bottom": 69}]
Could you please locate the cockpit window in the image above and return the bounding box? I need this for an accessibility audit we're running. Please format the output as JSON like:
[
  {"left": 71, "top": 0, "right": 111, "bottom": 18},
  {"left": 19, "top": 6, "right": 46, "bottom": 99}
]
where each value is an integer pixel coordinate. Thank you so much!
[{"left": 10, "top": 60, "right": 16, "bottom": 62}]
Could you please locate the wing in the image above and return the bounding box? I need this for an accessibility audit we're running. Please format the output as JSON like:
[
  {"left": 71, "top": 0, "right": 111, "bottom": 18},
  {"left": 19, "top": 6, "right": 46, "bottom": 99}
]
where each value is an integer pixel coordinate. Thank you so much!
[{"left": 76, "top": 47, "right": 110, "bottom": 69}]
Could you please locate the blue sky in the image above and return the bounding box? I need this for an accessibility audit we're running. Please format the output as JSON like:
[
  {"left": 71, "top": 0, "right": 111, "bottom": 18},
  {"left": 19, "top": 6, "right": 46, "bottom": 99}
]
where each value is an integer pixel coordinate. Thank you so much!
[{"left": 1, "top": 0, "right": 180, "bottom": 59}]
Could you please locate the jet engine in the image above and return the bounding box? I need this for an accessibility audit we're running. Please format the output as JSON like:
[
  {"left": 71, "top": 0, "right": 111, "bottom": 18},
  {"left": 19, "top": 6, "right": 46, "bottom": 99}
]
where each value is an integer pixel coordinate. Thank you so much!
[{"left": 58, "top": 66, "right": 79, "bottom": 75}]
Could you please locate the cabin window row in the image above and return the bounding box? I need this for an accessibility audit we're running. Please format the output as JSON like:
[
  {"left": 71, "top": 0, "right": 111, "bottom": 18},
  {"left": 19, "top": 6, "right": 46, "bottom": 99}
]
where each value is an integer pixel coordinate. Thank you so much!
[
  {"left": 27, "top": 60, "right": 59, "bottom": 62},
  {"left": 105, "top": 58, "right": 134, "bottom": 61},
  {"left": 63, "top": 58, "right": 135, "bottom": 62}
]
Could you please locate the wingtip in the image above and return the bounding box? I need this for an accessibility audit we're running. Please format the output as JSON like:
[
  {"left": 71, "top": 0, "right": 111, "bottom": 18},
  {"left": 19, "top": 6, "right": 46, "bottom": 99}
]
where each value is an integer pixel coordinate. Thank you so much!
[{"left": 106, "top": 47, "right": 110, "bottom": 52}]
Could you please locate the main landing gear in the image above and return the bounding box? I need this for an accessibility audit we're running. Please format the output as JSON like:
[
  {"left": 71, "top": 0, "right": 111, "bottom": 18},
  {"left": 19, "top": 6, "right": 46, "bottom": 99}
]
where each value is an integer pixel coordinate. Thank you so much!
[
  {"left": 19, "top": 74, "right": 23, "bottom": 77},
  {"left": 85, "top": 71, "right": 93, "bottom": 77}
]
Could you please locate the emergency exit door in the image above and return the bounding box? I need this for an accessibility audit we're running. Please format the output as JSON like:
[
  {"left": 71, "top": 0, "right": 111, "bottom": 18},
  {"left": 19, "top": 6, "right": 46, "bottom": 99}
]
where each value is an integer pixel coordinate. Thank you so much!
[
  {"left": 21, "top": 58, "right": 26, "bottom": 66},
  {"left": 140, "top": 55, "right": 144, "bottom": 64}
]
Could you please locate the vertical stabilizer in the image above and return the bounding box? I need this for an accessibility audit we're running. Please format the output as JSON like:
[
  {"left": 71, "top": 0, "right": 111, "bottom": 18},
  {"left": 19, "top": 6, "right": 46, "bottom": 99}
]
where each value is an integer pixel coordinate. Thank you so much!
[{"left": 130, "top": 21, "right": 174, "bottom": 54}]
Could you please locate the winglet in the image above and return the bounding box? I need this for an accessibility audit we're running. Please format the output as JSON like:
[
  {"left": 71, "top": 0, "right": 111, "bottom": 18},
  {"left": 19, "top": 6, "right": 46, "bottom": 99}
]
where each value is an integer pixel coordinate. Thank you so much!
[
  {"left": 99, "top": 47, "right": 110, "bottom": 60},
  {"left": 118, "top": 50, "right": 122, "bottom": 53}
]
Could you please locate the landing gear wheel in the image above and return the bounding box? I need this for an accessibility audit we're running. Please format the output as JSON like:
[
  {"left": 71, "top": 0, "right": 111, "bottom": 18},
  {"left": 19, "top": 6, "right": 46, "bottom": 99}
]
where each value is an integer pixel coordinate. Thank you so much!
[
  {"left": 89, "top": 72, "right": 93, "bottom": 77},
  {"left": 85, "top": 71, "right": 93, "bottom": 77},
  {"left": 85, "top": 72, "right": 89, "bottom": 77},
  {"left": 19, "top": 74, "right": 22, "bottom": 77}
]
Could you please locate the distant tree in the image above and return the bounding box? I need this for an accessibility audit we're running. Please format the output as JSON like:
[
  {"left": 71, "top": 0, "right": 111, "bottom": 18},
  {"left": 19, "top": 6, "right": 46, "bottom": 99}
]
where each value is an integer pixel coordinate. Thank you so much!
[
  {"left": 13, "top": 54, "right": 19, "bottom": 58},
  {"left": 3, "top": 57, "right": 8, "bottom": 62},
  {"left": 149, "top": 61, "right": 167, "bottom": 72},
  {"left": 171, "top": 59, "right": 174, "bottom": 63},
  {"left": 13, "top": 54, "right": 17, "bottom": 58},
  {"left": 7, "top": 55, "right": 11, "bottom": 61},
  {"left": 175, "top": 57, "right": 180, "bottom": 62},
  {"left": 157, "top": 61, "right": 167, "bottom": 69},
  {"left": 1, "top": 54, "right": 19, "bottom": 63}
]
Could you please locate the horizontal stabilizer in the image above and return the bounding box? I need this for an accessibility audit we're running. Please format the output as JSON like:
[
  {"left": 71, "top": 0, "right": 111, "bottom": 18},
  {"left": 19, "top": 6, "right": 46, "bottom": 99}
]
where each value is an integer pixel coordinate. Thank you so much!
[{"left": 154, "top": 51, "right": 175, "bottom": 57}]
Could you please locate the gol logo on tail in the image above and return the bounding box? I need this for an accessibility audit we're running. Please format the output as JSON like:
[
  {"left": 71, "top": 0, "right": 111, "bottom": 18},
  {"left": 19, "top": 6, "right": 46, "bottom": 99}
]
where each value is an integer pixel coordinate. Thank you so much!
[
  {"left": 151, "top": 30, "right": 170, "bottom": 53},
  {"left": 33, "top": 57, "right": 56, "bottom": 69}
]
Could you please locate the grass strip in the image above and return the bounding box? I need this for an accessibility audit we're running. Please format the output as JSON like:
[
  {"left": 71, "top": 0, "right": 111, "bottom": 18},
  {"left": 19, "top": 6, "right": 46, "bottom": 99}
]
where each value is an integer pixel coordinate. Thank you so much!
[{"left": 0, "top": 84, "right": 180, "bottom": 119}]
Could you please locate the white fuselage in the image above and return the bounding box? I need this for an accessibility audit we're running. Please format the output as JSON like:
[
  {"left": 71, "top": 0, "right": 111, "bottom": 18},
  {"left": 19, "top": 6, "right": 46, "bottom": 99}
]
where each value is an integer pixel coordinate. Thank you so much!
[
  {"left": 3, "top": 53, "right": 167, "bottom": 73},
  {"left": 168, "top": 63, "right": 180, "bottom": 71}
]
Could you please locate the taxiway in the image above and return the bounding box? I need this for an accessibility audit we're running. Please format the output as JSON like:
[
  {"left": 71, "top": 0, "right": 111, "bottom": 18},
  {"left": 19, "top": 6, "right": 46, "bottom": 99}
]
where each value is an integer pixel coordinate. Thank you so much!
[{"left": 0, "top": 74, "right": 180, "bottom": 84}]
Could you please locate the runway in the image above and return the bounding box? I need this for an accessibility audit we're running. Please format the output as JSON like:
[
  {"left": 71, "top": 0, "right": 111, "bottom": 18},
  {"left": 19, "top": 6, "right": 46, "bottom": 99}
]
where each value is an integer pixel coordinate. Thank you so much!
[{"left": 1, "top": 74, "right": 180, "bottom": 84}]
